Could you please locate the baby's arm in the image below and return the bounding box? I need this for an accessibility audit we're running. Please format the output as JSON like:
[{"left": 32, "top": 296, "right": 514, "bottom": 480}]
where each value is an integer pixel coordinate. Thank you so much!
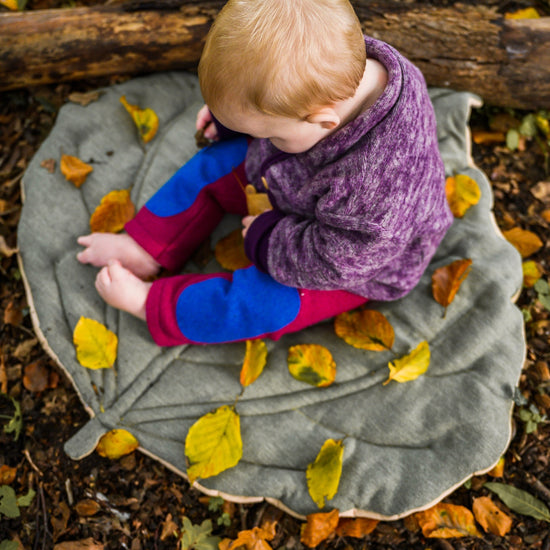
[{"left": 77, "top": 233, "right": 160, "bottom": 280}]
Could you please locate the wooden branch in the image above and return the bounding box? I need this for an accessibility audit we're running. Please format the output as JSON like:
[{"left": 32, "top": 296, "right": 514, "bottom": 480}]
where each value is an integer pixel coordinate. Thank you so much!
[{"left": 0, "top": 1, "right": 549, "bottom": 109}]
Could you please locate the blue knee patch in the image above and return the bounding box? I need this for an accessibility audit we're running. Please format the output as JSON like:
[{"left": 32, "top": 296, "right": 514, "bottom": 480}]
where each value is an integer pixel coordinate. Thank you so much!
[
  {"left": 176, "top": 267, "right": 301, "bottom": 343},
  {"left": 145, "top": 137, "right": 248, "bottom": 217}
]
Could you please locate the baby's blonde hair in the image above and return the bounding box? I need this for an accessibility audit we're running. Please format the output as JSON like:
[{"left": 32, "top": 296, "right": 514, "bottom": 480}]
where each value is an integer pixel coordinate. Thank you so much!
[{"left": 198, "top": 0, "right": 366, "bottom": 119}]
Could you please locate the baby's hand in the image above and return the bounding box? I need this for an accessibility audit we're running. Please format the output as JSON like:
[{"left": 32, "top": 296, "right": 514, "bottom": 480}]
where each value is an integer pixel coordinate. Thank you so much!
[
  {"left": 242, "top": 215, "right": 259, "bottom": 238},
  {"left": 196, "top": 104, "right": 219, "bottom": 141},
  {"left": 77, "top": 233, "right": 160, "bottom": 280}
]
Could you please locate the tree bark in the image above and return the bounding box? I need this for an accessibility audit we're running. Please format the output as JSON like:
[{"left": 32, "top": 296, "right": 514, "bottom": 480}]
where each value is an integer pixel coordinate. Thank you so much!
[{"left": 0, "top": 1, "right": 549, "bottom": 109}]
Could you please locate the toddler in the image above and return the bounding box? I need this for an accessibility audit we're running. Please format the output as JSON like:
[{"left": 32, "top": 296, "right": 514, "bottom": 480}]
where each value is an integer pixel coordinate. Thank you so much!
[{"left": 77, "top": 0, "right": 453, "bottom": 346}]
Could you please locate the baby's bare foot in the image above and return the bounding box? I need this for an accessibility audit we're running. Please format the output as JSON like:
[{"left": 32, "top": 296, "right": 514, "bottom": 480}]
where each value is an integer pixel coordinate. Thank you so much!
[
  {"left": 77, "top": 233, "right": 160, "bottom": 280},
  {"left": 95, "top": 260, "right": 152, "bottom": 320}
]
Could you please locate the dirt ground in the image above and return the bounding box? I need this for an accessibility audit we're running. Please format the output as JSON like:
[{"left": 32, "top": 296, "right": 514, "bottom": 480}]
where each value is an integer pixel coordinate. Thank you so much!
[{"left": 1, "top": 2, "right": 550, "bottom": 549}]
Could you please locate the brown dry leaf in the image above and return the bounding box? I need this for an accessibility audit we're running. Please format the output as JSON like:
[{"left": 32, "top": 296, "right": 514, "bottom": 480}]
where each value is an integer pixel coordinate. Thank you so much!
[
  {"left": 51, "top": 501, "right": 71, "bottom": 541},
  {"left": 288, "top": 344, "right": 336, "bottom": 387},
  {"left": 335, "top": 518, "right": 379, "bottom": 538},
  {"left": 23, "top": 361, "right": 50, "bottom": 393},
  {"left": 240, "top": 339, "right": 268, "bottom": 387},
  {"left": 245, "top": 184, "right": 273, "bottom": 216},
  {"left": 334, "top": 309, "right": 394, "bottom": 351},
  {"left": 4, "top": 300, "right": 23, "bottom": 326},
  {"left": 530, "top": 181, "right": 550, "bottom": 205},
  {"left": 0, "top": 235, "right": 18, "bottom": 258},
  {"left": 160, "top": 513, "right": 179, "bottom": 541},
  {"left": 300, "top": 509, "right": 340, "bottom": 548},
  {"left": 96, "top": 429, "right": 139, "bottom": 459},
  {"left": 60, "top": 154, "right": 93, "bottom": 188},
  {"left": 0, "top": 464, "right": 17, "bottom": 485},
  {"left": 215, "top": 229, "right": 251, "bottom": 271},
  {"left": 432, "top": 258, "right": 472, "bottom": 311},
  {"left": 445, "top": 174, "right": 481, "bottom": 218},
  {"left": 473, "top": 496, "right": 513, "bottom": 536},
  {"left": 414, "top": 502, "right": 481, "bottom": 538},
  {"left": 542, "top": 209, "right": 550, "bottom": 223},
  {"left": 503, "top": 227, "right": 543, "bottom": 258},
  {"left": 68, "top": 91, "right": 103, "bottom": 107},
  {"left": 90, "top": 189, "right": 135, "bottom": 233},
  {"left": 53, "top": 538, "right": 104, "bottom": 550},
  {"left": 228, "top": 526, "right": 275, "bottom": 550},
  {"left": 471, "top": 130, "right": 505, "bottom": 145},
  {"left": 75, "top": 499, "right": 101, "bottom": 517},
  {"left": 40, "top": 158, "right": 56, "bottom": 173}
]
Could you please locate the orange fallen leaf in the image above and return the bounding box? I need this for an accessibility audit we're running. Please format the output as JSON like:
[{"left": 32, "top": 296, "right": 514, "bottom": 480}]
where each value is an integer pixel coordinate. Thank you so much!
[
  {"left": 60, "top": 154, "right": 93, "bottom": 188},
  {"left": 0, "top": 0, "right": 26, "bottom": 10},
  {"left": 96, "top": 429, "right": 139, "bottom": 459},
  {"left": 53, "top": 537, "right": 104, "bottom": 550},
  {"left": 432, "top": 258, "right": 472, "bottom": 311},
  {"left": 471, "top": 130, "right": 505, "bottom": 145},
  {"left": 215, "top": 229, "right": 251, "bottom": 271},
  {"left": 3, "top": 300, "right": 23, "bottom": 326},
  {"left": 288, "top": 344, "right": 336, "bottom": 387},
  {"left": 227, "top": 526, "right": 275, "bottom": 550},
  {"left": 240, "top": 339, "right": 268, "bottom": 387},
  {"left": 300, "top": 509, "right": 339, "bottom": 548},
  {"left": 473, "top": 496, "right": 513, "bottom": 536},
  {"left": 334, "top": 309, "right": 394, "bottom": 351},
  {"left": 414, "top": 502, "right": 481, "bottom": 538},
  {"left": 503, "top": 227, "right": 543, "bottom": 258},
  {"left": 542, "top": 209, "right": 550, "bottom": 223},
  {"left": 90, "top": 189, "right": 135, "bottom": 233},
  {"left": 245, "top": 184, "right": 273, "bottom": 216},
  {"left": 0, "top": 464, "right": 17, "bottom": 485},
  {"left": 120, "top": 95, "right": 159, "bottom": 144},
  {"left": 445, "top": 174, "right": 481, "bottom": 218},
  {"left": 335, "top": 517, "right": 379, "bottom": 538},
  {"left": 488, "top": 456, "right": 505, "bottom": 478},
  {"left": 23, "top": 361, "right": 51, "bottom": 393},
  {"left": 75, "top": 499, "right": 101, "bottom": 517}
]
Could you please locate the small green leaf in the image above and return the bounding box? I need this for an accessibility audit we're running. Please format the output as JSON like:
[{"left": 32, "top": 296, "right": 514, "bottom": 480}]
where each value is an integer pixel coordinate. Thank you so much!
[
  {"left": 534, "top": 279, "right": 550, "bottom": 295},
  {"left": 485, "top": 482, "right": 550, "bottom": 522},
  {"left": 538, "top": 294, "right": 550, "bottom": 311},
  {"left": 1, "top": 395, "right": 22, "bottom": 441},
  {"left": 506, "top": 129, "right": 520, "bottom": 150},
  {"left": 519, "top": 114, "right": 538, "bottom": 137},
  {"left": 17, "top": 488, "right": 35, "bottom": 508},
  {"left": 0, "top": 541, "right": 20, "bottom": 550},
  {"left": 207, "top": 496, "right": 224, "bottom": 512},
  {"left": 179, "top": 517, "right": 221, "bottom": 550},
  {"left": 0, "top": 486, "right": 20, "bottom": 518}
]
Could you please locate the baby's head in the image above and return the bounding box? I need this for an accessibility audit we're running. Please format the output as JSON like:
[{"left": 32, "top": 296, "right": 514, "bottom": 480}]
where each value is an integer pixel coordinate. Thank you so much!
[{"left": 198, "top": 0, "right": 366, "bottom": 153}]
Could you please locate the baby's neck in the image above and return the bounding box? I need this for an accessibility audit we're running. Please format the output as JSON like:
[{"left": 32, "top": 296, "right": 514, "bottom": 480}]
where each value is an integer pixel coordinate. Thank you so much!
[{"left": 335, "top": 58, "right": 388, "bottom": 127}]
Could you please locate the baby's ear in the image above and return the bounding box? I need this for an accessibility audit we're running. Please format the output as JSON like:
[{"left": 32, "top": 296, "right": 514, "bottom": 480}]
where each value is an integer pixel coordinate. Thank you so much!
[{"left": 305, "top": 107, "right": 340, "bottom": 130}]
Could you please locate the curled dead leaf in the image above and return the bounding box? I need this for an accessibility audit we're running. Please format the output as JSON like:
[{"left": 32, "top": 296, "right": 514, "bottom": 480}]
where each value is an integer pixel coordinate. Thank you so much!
[
  {"left": 472, "top": 496, "right": 512, "bottom": 536},
  {"left": 90, "top": 189, "right": 135, "bottom": 233},
  {"left": 414, "top": 502, "right": 481, "bottom": 538},
  {"left": 432, "top": 258, "right": 472, "bottom": 311},
  {"left": 60, "top": 154, "right": 93, "bottom": 188},
  {"left": 300, "top": 509, "right": 339, "bottom": 548},
  {"left": 120, "top": 95, "right": 159, "bottom": 144}
]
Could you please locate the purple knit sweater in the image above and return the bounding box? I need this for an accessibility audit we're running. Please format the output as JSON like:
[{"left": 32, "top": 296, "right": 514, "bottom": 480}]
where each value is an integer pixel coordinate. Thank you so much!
[{"left": 242, "top": 37, "right": 453, "bottom": 301}]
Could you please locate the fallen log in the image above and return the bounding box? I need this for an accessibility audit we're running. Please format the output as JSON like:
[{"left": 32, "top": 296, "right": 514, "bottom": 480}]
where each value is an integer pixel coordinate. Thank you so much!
[{"left": 0, "top": 1, "right": 549, "bottom": 109}]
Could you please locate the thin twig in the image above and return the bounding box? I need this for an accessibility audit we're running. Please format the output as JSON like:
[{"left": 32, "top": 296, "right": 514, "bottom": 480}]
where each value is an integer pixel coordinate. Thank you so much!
[{"left": 24, "top": 448, "right": 43, "bottom": 476}]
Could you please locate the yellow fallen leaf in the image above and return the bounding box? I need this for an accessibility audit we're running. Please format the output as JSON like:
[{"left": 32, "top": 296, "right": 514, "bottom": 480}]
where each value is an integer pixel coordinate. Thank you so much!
[
  {"left": 120, "top": 95, "right": 159, "bottom": 144},
  {"left": 384, "top": 340, "right": 430, "bottom": 385},
  {"left": 288, "top": 344, "right": 336, "bottom": 387},
  {"left": 185, "top": 405, "right": 242, "bottom": 484},
  {"left": 73, "top": 317, "right": 118, "bottom": 370},
  {"left": 432, "top": 258, "right": 472, "bottom": 311},
  {"left": 505, "top": 7, "right": 540, "bottom": 19},
  {"left": 90, "top": 189, "right": 136, "bottom": 233},
  {"left": 334, "top": 309, "right": 394, "bottom": 351},
  {"left": 414, "top": 502, "right": 481, "bottom": 538},
  {"left": 522, "top": 261, "right": 543, "bottom": 288},
  {"left": 306, "top": 439, "right": 344, "bottom": 509},
  {"left": 503, "top": 227, "right": 543, "bottom": 258},
  {"left": 0, "top": 0, "right": 26, "bottom": 10},
  {"left": 245, "top": 184, "right": 273, "bottom": 216},
  {"left": 215, "top": 229, "right": 251, "bottom": 271},
  {"left": 96, "top": 429, "right": 139, "bottom": 459},
  {"left": 240, "top": 339, "right": 268, "bottom": 387},
  {"left": 60, "top": 154, "right": 93, "bottom": 188},
  {"left": 472, "top": 496, "right": 512, "bottom": 536},
  {"left": 300, "top": 509, "right": 339, "bottom": 548},
  {"left": 335, "top": 518, "right": 379, "bottom": 538},
  {"left": 445, "top": 174, "right": 481, "bottom": 218}
]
